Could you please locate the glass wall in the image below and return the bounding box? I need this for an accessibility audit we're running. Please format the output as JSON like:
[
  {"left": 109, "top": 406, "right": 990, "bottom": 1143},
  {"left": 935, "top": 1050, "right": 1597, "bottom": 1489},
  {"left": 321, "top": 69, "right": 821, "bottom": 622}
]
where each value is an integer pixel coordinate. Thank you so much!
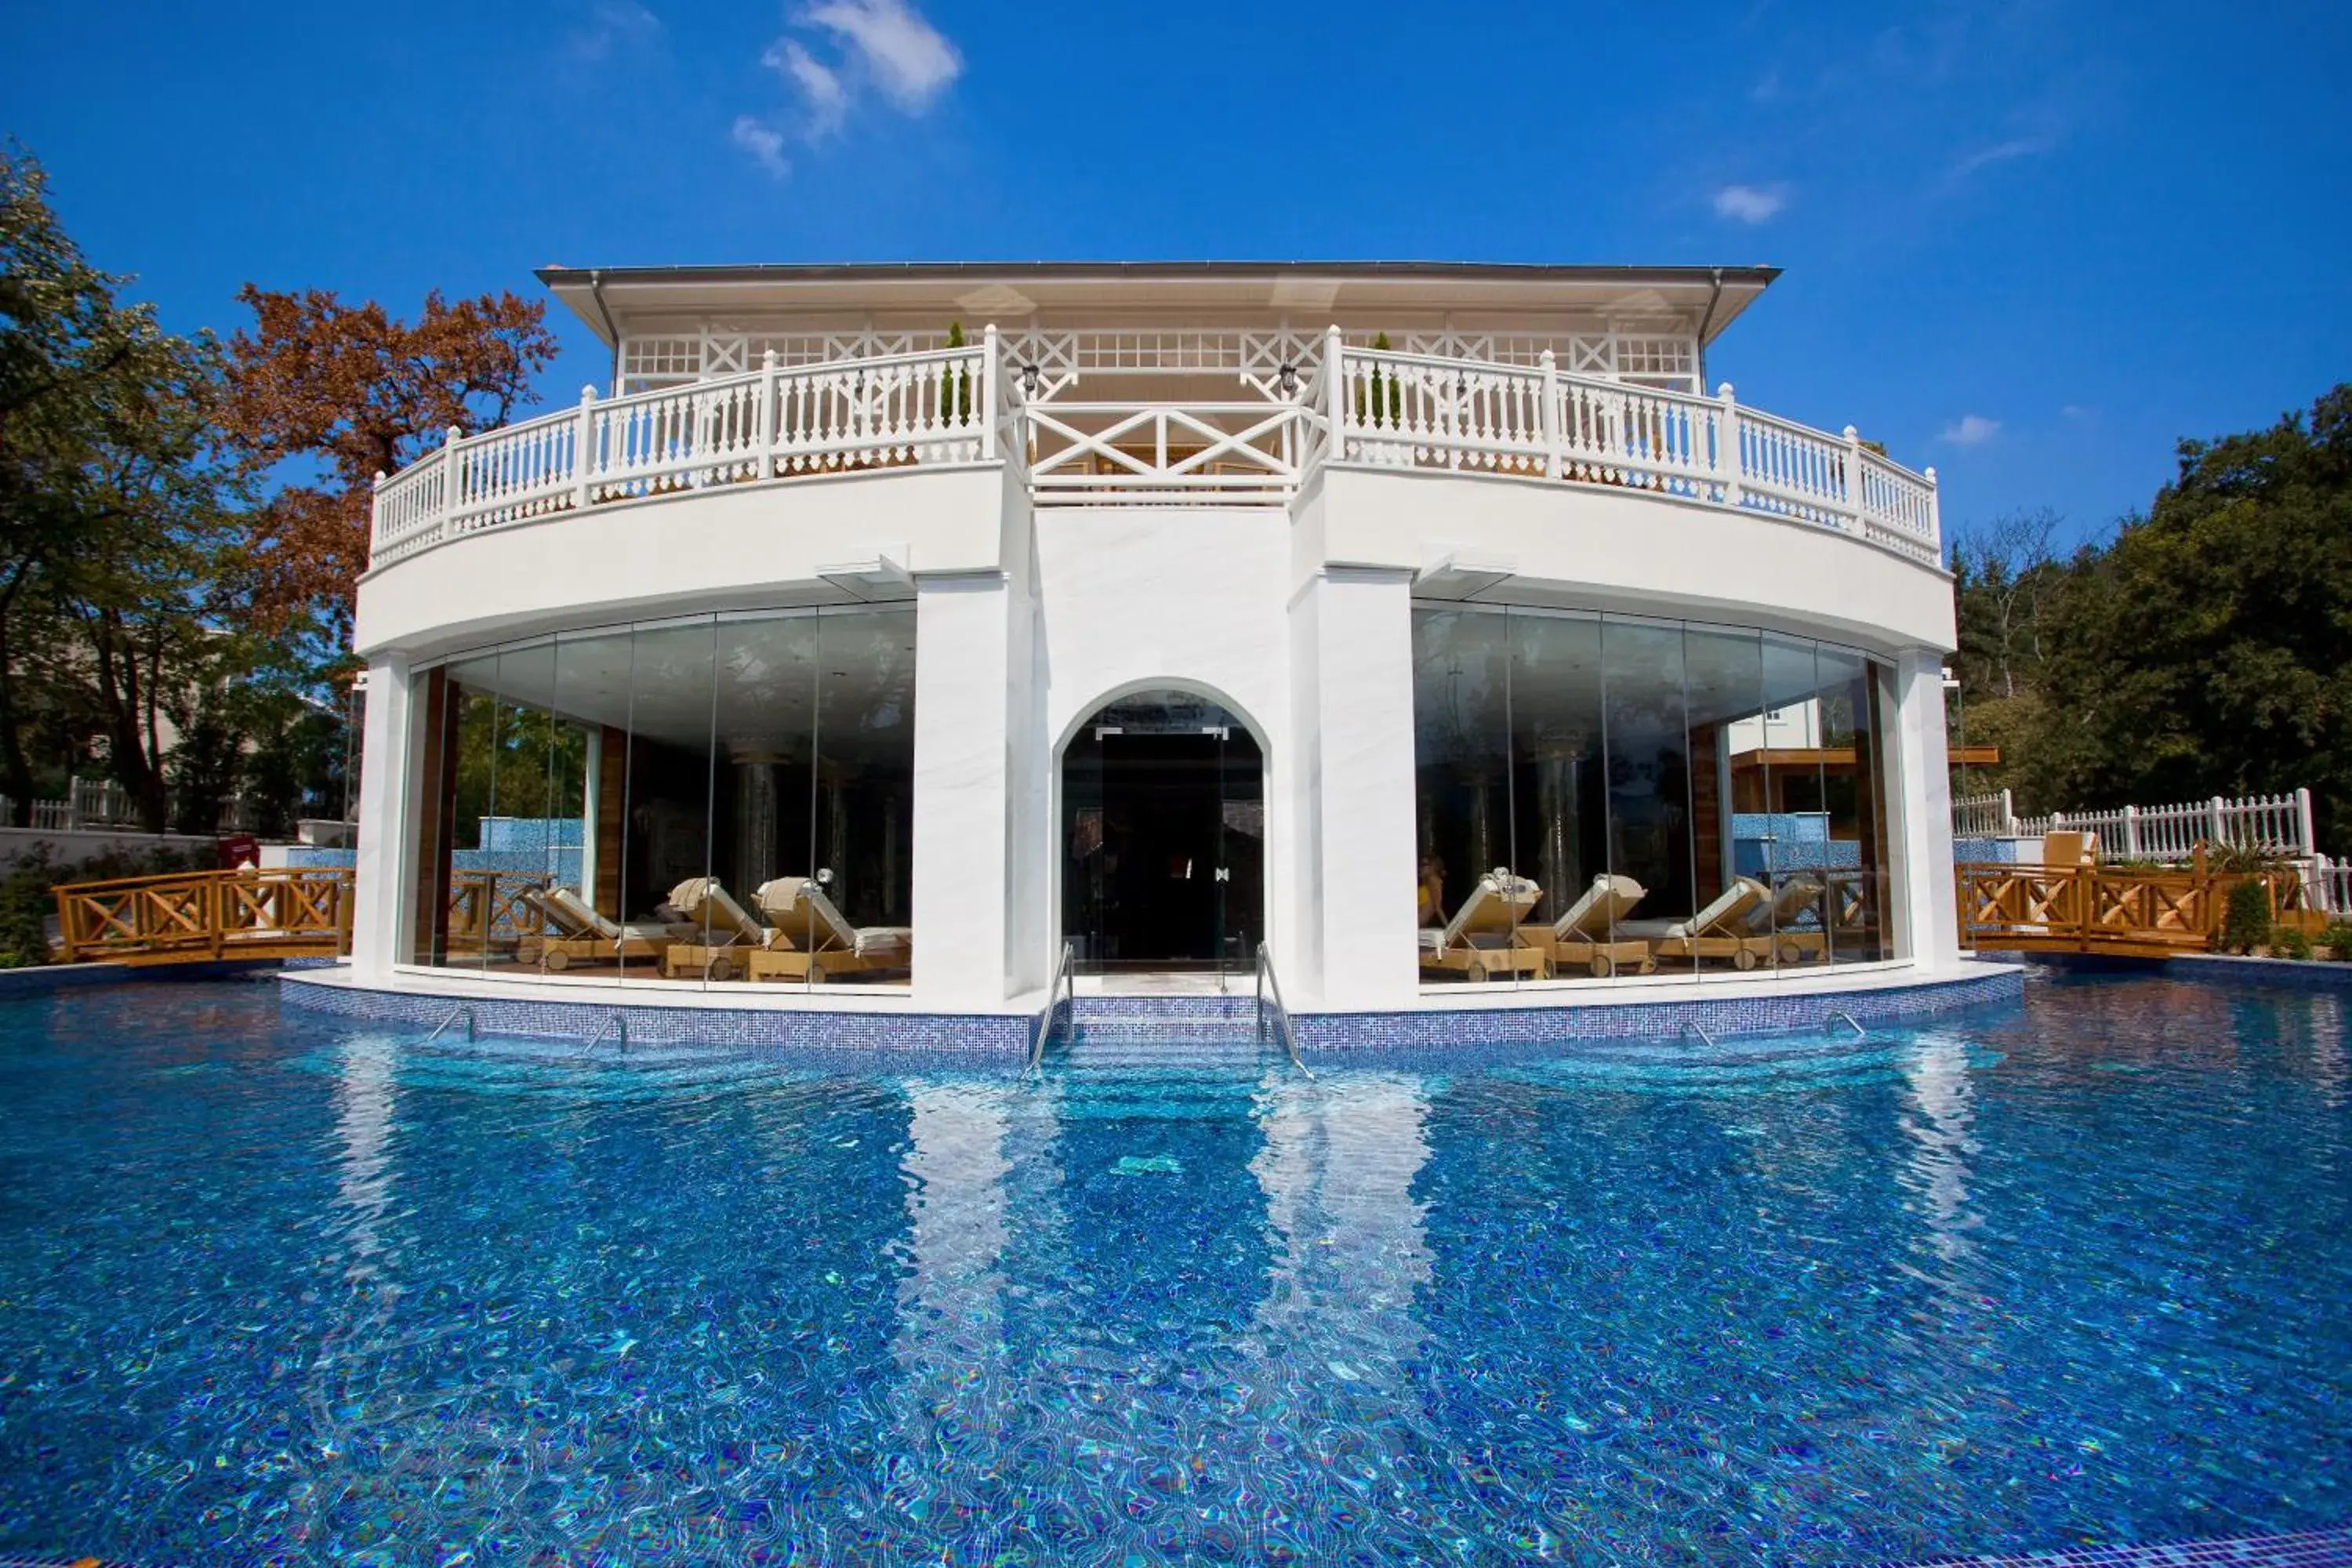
[
  {"left": 410, "top": 607, "right": 916, "bottom": 988},
  {"left": 1411, "top": 604, "right": 1896, "bottom": 985}
]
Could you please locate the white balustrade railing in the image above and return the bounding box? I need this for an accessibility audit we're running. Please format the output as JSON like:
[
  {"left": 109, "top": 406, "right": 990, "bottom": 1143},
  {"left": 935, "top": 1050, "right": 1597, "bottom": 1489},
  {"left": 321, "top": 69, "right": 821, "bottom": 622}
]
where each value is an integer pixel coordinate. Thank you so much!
[
  {"left": 368, "top": 332, "right": 1941, "bottom": 565},
  {"left": 1957, "top": 787, "right": 2319, "bottom": 862},
  {"left": 2311, "top": 853, "right": 2351, "bottom": 917},
  {"left": 1326, "top": 342, "right": 1937, "bottom": 561},
  {"left": 372, "top": 341, "right": 993, "bottom": 566}
]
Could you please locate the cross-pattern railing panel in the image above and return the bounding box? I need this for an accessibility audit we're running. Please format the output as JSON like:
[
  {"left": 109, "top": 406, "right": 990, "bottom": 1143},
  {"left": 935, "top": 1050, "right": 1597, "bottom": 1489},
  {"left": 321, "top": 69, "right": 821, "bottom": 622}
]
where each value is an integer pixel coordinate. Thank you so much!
[
  {"left": 53, "top": 867, "right": 356, "bottom": 963},
  {"left": 1956, "top": 860, "right": 2312, "bottom": 954}
]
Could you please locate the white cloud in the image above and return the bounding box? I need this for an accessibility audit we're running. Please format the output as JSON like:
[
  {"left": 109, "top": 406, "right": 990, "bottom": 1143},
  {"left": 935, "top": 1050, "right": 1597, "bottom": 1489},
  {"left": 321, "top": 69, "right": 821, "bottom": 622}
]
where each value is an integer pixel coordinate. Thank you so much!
[
  {"left": 1938, "top": 413, "right": 2001, "bottom": 447},
  {"left": 798, "top": 0, "right": 962, "bottom": 112},
  {"left": 764, "top": 38, "right": 848, "bottom": 137},
  {"left": 571, "top": 0, "right": 661, "bottom": 61},
  {"left": 1950, "top": 136, "right": 2054, "bottom": 180},
  {"left": 1711, "top": 183, "right": 1788, "bottom": 224},
  {"left": 2060, "top": 403, "right": 2092, "bottom": 420},
  {"left": 731, "top": 115, "right": 790, "bottom": 178}
]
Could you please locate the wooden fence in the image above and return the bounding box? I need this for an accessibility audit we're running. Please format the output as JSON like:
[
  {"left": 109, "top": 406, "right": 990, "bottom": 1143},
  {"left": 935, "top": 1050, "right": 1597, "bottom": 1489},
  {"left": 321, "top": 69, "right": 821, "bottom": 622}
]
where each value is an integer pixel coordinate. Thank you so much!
[
  {"left": 1957, "top": 858, "right": 2317, "bottom": 957},
  {"left": 54, "top": 866, "right": 355, "bottom": 965}
]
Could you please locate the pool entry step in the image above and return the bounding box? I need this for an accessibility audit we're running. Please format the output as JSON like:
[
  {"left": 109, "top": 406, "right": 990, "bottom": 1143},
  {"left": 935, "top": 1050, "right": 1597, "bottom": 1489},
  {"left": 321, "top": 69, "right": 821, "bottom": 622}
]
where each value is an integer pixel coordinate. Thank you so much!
[{"left": 1040, "top": 993, "right": 1293, "bottom": 1075}]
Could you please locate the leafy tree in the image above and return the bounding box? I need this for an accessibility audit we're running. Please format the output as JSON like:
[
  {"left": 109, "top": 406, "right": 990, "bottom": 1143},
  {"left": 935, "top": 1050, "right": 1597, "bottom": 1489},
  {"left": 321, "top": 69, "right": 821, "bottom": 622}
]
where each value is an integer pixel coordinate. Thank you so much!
[
  {"left": 220, "top": 284, "right": 559, "bottom": 637},
  {"left": 0, "top": 145, "right": 247, "bottom": 829},
  {"left": 1947, "top": 386, "right": 2352, "bottom": 855}
]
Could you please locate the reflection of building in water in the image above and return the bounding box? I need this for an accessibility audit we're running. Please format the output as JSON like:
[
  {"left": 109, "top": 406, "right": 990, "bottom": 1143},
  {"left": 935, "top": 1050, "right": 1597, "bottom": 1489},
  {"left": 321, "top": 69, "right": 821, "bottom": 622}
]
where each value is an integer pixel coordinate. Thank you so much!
[
  {"left": 330, "top": 1036, "right": 401, "bottom": 1284},
  {"left": 1251, "top": 1072, "right": 1435, "bottom": 1401},
  {"left": 1899, "top": 1032, "right": 1980, "bottom": 1298},
  {"left": 887, "top": 1083, "right": 1017, "bottom": 1476}
]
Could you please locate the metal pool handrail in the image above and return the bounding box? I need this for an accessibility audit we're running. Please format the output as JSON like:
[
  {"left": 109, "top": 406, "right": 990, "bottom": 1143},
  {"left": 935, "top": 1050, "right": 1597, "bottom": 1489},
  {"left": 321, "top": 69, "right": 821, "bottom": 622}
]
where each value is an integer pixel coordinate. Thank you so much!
[
  {"left": 1029, "top": 941, "right": 1076, "bottom": 1075},
  {"left": 1255, "top": 943, "right": 1312, "bottom": 1079}
]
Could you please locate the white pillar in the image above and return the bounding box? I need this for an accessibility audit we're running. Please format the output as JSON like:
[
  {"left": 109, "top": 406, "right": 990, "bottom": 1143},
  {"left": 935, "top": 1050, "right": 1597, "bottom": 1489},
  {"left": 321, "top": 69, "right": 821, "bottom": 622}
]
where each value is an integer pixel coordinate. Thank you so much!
[
  {"left": 350, "top": 652, "right": 417, "bottom": 981},
  {"left": 1294, "top": 564, "right": 1419, "bottom": 1008},
  {"left": 1889, "top": 648, "right": 1962, "bottom": 967},
  {"left": 909, "top": 569, "right": 1015, "bottom": 1007}
]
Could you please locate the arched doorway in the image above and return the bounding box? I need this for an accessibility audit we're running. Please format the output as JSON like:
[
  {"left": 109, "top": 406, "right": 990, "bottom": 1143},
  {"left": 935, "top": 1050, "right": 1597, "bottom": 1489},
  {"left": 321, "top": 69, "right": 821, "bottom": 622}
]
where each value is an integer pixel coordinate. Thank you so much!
[{"left": 1062, "top": 689, "right": 1265, "bottom": 978}]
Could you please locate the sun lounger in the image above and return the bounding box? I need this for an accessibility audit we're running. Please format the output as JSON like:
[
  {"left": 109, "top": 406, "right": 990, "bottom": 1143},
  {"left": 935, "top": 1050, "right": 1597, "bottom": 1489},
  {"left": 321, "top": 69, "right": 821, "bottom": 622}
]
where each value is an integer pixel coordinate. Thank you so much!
[
  {"left": 1418, "top": 868, "right": 1547, "bottom": 982},
  {"left": 1744, "top": 873, "right": 1831, "bottom": 963},
  {"left": 746, "top": 876, "right": 913, "bottom": 984},
  {"left": 659, "top": 877, "right": 771, "bottom": 981},
  {"left": 1517, "top": 873, "right": 1654, "bottom": 978},
  {"left": 524, "top": 886, "right": 682, "bottom": 972},
  {"left": 1622, "top": 877, "right": 1774, "bottom": 971}
]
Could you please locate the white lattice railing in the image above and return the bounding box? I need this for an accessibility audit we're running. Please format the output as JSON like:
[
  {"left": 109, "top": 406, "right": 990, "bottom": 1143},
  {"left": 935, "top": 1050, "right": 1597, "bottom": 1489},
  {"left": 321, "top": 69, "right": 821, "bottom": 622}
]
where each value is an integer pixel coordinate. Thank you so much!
[
  {"left": 369, "top": 331, "right": 1940, "bottom": 565},
  {"left": 1955, "top": 787, "right": 2318, "bottom": 861}
]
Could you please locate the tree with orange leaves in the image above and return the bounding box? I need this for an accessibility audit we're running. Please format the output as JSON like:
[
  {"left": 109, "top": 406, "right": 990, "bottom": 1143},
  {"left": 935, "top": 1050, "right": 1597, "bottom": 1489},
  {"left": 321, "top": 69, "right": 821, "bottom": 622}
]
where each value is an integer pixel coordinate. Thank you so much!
[{"left": 220, "top": 285, "right": 558, "bottom": 636}]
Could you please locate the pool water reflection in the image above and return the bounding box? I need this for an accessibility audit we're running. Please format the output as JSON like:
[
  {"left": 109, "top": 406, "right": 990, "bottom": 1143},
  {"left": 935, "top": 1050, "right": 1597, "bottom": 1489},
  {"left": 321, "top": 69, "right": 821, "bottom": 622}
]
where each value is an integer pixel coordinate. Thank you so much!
[{"left": 0, "top": 974, "right": 2344, "bottom": 1563}]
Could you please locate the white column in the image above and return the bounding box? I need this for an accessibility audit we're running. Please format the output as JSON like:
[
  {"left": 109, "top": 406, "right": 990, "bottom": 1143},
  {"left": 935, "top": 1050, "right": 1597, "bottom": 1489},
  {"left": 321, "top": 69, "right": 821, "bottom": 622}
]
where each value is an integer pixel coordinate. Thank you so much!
[
  {"left": 909, "top": 569, "right": 1014, "bottom": 1007},
  {"left": 1889, "top": 648, "right": 1962, "bottom": 968},
  {"left": 1294, "top": 564, "right": 1420, "bottom": 1008},
  {"left": 350, "top": 651, "right": 417, "bottom": 981}
]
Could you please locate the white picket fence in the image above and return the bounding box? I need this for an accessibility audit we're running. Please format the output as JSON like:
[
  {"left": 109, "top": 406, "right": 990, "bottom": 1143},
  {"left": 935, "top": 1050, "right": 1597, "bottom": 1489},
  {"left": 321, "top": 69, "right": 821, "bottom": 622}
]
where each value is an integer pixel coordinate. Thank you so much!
[
  {"left": 1, "top": 777, "right": 270, "bottom": 836},
  {"left": 1955, "top": 786, "right": 2346, "bottom": 914}
]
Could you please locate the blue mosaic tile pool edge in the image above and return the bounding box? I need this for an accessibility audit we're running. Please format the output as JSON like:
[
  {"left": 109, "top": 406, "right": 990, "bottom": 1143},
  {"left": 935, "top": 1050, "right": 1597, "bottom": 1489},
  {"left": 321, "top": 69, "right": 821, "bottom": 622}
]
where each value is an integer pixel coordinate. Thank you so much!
[
  {"left": 278, "top": 964, "right": 2024, "bottom": 1062},
  {"left": 277, "top": 972, "right": 1031, "bottom": 1062}
]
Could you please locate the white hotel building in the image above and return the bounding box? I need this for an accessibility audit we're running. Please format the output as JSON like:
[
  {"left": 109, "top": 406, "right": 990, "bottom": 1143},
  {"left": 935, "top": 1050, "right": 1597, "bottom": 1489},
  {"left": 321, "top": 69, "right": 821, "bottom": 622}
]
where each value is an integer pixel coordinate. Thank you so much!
[{"left": 342, "top": 261, "right": 1965, "bottom": 1025}]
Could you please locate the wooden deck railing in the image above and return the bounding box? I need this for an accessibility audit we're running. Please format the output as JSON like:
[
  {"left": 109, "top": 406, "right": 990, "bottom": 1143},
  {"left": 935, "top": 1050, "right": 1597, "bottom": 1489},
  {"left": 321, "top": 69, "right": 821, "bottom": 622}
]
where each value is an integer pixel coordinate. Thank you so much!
[
  {"left": 54, "top": 866, "right": 356, "bottom": 965},
  {"left": 1957, "top": 858, "right": 2314, "bottom": 956}
]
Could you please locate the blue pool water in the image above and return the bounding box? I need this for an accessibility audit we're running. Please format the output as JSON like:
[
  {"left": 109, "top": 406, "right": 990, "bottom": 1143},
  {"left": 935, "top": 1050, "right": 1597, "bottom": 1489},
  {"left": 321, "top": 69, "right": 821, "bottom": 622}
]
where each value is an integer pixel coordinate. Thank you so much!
[{"left": 0, "top": 975, "right": 2345, "bottom": 1564}]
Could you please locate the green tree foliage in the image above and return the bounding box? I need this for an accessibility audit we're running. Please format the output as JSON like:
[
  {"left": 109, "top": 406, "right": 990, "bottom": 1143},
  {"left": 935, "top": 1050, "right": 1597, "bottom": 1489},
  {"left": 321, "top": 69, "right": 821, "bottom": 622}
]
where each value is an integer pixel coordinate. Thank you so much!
[
  {"left": 1, "top": 145, "right": 352, "bottom": 839},
  {"left": 0, "top": 144, "right": 256, "bottom": 829},
  {"left": 1948, "top": 387, "right": 2352, "bottom": 855}
]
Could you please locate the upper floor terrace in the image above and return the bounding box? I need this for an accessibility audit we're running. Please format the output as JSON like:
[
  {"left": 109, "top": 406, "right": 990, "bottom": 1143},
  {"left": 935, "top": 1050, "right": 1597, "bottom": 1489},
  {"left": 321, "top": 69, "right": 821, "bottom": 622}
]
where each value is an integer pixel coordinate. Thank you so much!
[{"left": 367, "top": 262, "right": 1941, "bottom": 575}]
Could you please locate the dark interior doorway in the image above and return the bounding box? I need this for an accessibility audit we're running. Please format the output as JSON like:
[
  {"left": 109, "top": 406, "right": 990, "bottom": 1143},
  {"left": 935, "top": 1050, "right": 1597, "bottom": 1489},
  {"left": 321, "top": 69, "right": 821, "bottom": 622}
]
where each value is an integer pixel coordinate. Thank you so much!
[{"left": 1062, "top": 691, "right": 1264, "bottom": 975}]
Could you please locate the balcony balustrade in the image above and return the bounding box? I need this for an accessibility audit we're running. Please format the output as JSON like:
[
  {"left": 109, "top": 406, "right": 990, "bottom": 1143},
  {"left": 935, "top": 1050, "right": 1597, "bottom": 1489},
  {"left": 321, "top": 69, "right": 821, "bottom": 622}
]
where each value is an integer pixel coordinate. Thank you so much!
[{"left": 369, "top": 328, "right": 1940, "bottom": 570}]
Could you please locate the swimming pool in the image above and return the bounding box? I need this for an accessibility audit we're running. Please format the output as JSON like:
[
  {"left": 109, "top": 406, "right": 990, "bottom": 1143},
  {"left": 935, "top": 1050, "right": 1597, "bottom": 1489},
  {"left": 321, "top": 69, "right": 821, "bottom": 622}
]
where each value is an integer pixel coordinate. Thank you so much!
[{"left": 0, "top": 973, "right": 2343, "bottom": 1564}]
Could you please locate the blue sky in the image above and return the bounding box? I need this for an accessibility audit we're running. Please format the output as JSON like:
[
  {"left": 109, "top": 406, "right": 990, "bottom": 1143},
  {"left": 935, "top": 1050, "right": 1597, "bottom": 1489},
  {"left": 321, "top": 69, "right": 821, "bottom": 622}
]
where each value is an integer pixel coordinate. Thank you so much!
[{"left": 14, "top": 0, "right": 2350, "bottom": 547}]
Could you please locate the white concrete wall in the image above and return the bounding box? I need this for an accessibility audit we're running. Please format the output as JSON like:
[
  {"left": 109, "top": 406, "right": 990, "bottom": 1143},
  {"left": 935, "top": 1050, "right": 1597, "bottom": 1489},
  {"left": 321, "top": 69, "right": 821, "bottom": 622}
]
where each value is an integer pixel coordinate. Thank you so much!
[
  {"left": 1030, "top": 507, "right": 1301, "bottom": 985},
  {"left": 1317, "top": 465, "right": 1958, "bottom": 660},
  {"left": 1890, "top": 650, "right": 1963, "bottom": 967},
  {"left": 354, "top": 465, "right": 1007, "bottom": 662},
  {"left": 909, "top": 571, "right": 1014, "bottom": 1006},
  {"left": 1295, "top": 566, "right": 1421, "bottom": 1008},
  {"left": 349, "top": 652, "right": 416, "bottom": 980}
]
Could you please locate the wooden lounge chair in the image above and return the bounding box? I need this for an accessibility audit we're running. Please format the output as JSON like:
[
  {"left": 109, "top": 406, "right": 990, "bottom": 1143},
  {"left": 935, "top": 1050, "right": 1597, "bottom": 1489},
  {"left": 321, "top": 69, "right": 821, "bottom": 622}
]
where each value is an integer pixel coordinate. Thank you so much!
[
  {"left": 2042, "top": 830, "right": 2099, "bottom": 869},
  {"left": 746, "top": 876, "right": 913, "bottom": 984},
  {"left": 1746, "top": 873, "right": 1832, "bottom": 964},
  {"left": 659, "top": 877, "right": 769, "bottom": 981},
  {"left": 1624, "top": 877, "right": 1775, "bottom": 971},
  {"left": 524, "top": 886, "right": 681, "bottom": 972},
  {"left": 1518, "top": 873, "right": 1655, "bottom": 978},
  {"left": 1418, "top": 868, "right": 1548, "bottom": 983}
]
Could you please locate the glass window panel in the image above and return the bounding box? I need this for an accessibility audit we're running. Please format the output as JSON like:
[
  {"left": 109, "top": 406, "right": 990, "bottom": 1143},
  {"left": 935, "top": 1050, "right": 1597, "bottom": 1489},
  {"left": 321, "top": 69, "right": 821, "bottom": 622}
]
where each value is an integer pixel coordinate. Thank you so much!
[
  {"left": 549, "top": 627, "right": 638, "bottom": 977},
  {"left": 624, "top": 619, "right": 720, "bottom": 985},
  {"left": 1757, "top": 636, "right": 1831, "bottom": 969},
  {"left": 1600, "top": 617, "right": 1697, "bottom": 978},
  {"left": 811, "top": 608, "right": 916, "bottom": 987},
  {"left": 1508, "top": 611, "right": 1607, "bottom": 981},
  {"left": 708, "top": 612, "right": 820, "bottom": 988},
  {"left": 1411, "top": 608, "right": 1515, "bottom": 985},
  {"left": 1817, "top": 644, "right": 1892, "bottom": 962},
  {"left": 1683, "top": 625, "right": 1774, "bottom": 969},
  {"left": 429, "top": 655, "right": 502, "bottom": 971}
]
